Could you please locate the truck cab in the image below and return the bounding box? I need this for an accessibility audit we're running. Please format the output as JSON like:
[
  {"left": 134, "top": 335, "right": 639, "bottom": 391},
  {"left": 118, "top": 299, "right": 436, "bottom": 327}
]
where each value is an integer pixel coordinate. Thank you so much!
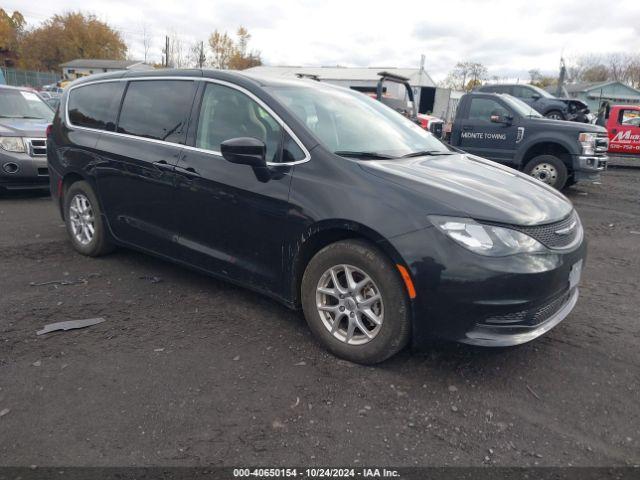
[
  {"left": 449, "top": 92, "right": 608, "bottom": 189},
  {"left": 604, "top": 105, "right": 640, "bottom": 158}
]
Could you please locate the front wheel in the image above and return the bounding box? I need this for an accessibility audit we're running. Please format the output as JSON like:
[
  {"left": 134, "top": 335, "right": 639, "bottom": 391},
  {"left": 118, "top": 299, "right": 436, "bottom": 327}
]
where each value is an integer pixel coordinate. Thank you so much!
[
  {"left": 301, "top": 240, "right": 411, "bottom": 364},
  {"left": 523, "top": 155, "right": 568, "bottom": 190},
  {"left": 545, "top": 110, "right": 565, "bottom": 120}
]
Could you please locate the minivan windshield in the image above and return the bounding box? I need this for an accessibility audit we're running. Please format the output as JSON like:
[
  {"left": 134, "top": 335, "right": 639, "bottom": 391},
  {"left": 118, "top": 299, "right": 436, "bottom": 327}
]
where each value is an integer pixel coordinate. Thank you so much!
[
  {"left": 268, "top": 84, "right": 451, "bottom": 158},
  {"left": 0, "top": 89, "right": 54, "bottom": 121},
  {"left": 502, "top": 95, "right": 543, "bottom": 118}
]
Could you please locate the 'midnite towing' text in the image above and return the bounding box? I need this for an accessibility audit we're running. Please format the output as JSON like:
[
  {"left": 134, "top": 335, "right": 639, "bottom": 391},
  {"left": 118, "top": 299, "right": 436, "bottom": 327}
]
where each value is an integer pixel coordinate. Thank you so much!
[{"left": 461, "top": 131, "right": 507, "bottom": 140}]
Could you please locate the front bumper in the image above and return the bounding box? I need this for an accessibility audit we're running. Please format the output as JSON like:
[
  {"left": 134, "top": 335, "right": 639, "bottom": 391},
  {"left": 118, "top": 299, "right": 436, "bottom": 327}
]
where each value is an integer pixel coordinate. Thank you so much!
[
  {"left": 0, "top": 150, "right": 49, "bottom": 190},
  {"left": 388, "top": 226, "right": 587, "bottom": 348},
  {"left": 574, "top": 155, "right": 607, "bottom": 182}
]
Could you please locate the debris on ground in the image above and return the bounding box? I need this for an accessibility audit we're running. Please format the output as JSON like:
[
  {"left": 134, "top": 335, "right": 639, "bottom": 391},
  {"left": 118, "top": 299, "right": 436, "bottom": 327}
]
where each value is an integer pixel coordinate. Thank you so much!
[
  {"left": 526, "top": 384, "right": 541, "bottom": 400},
  {"left": 30, "top": 273, "right": 100, "bottom": 287},
  {"left": 294, "top": 361, "right": 306, "bottom": 366},
  {"left": 0, "top": 408, "right": 10, "bottom": 418},
  {"left": 32, "top": 360, "right": 41, "bottom": 367},
  {"left": 36, "top": 317, "right": 106, "bottom": 336},
  {"left": 139, "top": 276, "right": 163, "bottom": 283}
]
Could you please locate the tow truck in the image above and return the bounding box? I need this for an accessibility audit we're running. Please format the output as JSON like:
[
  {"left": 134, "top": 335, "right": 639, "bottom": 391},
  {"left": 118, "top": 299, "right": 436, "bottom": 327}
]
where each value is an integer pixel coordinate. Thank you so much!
[{"left": 601, "top": 104, "right": 640, "bottom": 166}]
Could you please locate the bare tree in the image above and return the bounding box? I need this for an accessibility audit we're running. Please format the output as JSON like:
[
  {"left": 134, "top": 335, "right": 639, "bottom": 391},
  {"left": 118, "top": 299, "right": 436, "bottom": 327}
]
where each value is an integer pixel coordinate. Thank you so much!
[
  {"left": 141, "top": 24, "right": 151, "bottom": 63},
  {"left": 189, "top": 41, "right": 206, "bottom": 68}
]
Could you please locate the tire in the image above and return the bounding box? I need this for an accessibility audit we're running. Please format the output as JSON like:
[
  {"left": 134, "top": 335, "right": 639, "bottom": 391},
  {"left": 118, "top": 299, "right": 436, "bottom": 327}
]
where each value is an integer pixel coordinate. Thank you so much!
[
  {"left": 301, "top": 240, "right": 411, "bottom": 364},
  {"left": 63, "top": 180, "right": 114, "bottom": 256},
  {"left": 545, "top": 110, "right": 565, "bottom": 120},
  {"left": 523, "top": 154, "right": 568, "bottom": 190}
]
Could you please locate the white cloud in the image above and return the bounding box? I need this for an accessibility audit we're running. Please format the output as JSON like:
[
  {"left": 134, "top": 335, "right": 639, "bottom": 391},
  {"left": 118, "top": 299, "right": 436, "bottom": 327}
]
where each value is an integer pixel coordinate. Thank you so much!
[{"left": 6, "top": 0, "right": 640, "bottom": 81}]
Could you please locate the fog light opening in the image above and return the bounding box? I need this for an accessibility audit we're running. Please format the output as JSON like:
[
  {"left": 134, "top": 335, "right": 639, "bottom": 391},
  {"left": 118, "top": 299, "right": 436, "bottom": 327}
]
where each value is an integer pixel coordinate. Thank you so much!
[{"left": 2, "top": 162, "right": 19, "bottom": 174}]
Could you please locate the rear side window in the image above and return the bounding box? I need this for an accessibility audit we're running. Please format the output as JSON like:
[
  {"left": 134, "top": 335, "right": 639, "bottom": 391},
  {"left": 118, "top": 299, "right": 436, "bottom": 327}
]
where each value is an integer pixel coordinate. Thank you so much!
[
  {"left": 117, "top": 80, "right": 197, "bottom": 143},
  {"left": 468, "top": 98, "right": 509, "bottom": 122},
  {"left": 67, "top": 82, "right": 125, "bottom": 131}
]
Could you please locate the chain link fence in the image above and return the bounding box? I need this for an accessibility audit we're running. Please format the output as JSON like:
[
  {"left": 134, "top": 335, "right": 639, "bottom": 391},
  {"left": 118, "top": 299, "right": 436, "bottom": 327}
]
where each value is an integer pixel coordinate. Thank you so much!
[{"left": 1, "top": 68, "right": 60, "bottom": 89}]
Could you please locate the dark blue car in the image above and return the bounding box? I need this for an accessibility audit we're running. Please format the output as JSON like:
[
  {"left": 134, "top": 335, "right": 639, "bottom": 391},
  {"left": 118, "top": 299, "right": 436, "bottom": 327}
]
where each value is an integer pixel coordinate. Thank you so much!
[{"left": 47, "top": 69, "right": 586, "bottom": 363}]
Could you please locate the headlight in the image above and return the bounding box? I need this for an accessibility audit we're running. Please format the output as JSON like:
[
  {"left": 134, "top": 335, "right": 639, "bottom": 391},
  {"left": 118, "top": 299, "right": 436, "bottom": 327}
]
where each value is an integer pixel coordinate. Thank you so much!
[
  {"left": 429, "top": 216, "right": 546, "bottom": 256},
  {"left": 0, "top": 137, "right": 26, "bottom": 153},
  {"left": 578, "top": 132, "right": 597, "bottom": 156}
]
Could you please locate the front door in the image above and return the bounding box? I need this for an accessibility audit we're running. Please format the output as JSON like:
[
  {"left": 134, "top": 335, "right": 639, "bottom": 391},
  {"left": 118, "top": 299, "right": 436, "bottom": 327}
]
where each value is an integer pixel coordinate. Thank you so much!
[
  {"left": 94, "top": 79, "right": 198, "bottom": 255},
  {"left": 609, "top": 107, "right": 640, "bottom": 156},
  {"left": 456, "top": 96, "right": 518, "bottom": 164},
  {"left": 172, "top": 81, "right": 307, "bottom": 294}
]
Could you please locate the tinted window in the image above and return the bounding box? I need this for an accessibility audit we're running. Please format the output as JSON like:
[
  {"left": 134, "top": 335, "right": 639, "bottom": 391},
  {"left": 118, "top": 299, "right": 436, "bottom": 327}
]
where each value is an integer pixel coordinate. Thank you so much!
[
  {"left": 513, "top": 86, "right": 536, "bottom": 99},
  {"left": 468, "top": 98, "right": 509, "bottom": 122},
  {"left": 68, "top": 82, "right": 125, "bottom": 130},
  {"left": 196, "top": 83, "right": 282, "bottom": 162},
  {"left": 282, "top": 134, "right": 305, "bottom": 162},
  {"left": 117, "top": 80, "right": 196, "bottom": 143}
]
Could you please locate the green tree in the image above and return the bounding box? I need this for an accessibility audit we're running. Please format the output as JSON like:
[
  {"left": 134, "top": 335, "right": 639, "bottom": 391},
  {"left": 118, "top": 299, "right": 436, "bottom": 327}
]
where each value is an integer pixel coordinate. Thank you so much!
[{"left": 207, "top": 26, "right": 261, "bottom": 70}]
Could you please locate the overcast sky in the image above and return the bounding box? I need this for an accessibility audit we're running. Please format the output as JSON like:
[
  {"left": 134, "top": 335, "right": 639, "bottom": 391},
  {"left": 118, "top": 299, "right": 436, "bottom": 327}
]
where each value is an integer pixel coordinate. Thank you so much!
[{"left": 7, "top": 0, "right": 640, "bottom": 82}]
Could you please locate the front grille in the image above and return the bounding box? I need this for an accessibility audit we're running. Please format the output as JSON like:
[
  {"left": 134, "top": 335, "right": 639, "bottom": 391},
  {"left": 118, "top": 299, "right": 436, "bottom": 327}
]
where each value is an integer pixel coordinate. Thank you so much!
[
  {"left": 595, "top": 134, "right": 609, "bottom": 154},
  {"left": 506, "top": 211, "right": 581, "bottom": 249},
  {"left": 26, "top": 138, "right": 47, "bottom": 157},
  {"left": 483, "top": 289, "right": 574, "bottom": 327}
]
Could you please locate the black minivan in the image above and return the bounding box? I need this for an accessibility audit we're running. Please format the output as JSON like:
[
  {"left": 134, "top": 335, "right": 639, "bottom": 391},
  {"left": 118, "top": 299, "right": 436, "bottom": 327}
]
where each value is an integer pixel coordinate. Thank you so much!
[{"left": 48, "top": 69, "right": 586, "bottom": 364}]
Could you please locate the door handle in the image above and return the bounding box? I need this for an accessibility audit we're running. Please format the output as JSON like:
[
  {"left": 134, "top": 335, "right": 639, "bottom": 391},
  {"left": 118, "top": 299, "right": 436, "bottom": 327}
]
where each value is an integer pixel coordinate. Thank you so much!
[
  {"left": 153, "top": 160, "right": 174, "bottom": 171},
  {"left": 174, "top": 165, "right": 200, "bottom": 177}
]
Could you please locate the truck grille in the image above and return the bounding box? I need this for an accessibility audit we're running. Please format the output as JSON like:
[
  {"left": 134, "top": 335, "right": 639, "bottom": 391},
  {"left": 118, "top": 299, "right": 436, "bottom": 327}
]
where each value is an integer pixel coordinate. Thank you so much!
[
  {"left": 595, "top": 134, "right": 609, "bottom": 154},
  {"left": 486, "top": 211, "right": 582, "bottom": 249},
  {"left": 25, "top": 138, "right": 47, "bottom": 157}
]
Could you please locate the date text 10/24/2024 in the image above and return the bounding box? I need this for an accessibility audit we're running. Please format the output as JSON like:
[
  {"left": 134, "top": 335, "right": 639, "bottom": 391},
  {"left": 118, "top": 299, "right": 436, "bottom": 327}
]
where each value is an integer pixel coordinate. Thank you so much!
[{"left": 233, "top": 468, "right": 401, "bottom": 478}]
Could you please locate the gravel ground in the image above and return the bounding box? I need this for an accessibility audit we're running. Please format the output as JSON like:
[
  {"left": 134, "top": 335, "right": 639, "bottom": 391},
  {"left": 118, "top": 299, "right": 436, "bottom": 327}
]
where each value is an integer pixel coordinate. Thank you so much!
[{"left": 0, "top": 168, "right": 638, "bottom": 467}]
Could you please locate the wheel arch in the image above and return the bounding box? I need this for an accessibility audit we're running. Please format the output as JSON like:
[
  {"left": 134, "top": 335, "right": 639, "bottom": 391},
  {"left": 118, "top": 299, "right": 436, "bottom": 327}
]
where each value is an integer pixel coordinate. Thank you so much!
[
  {"left": 58, "top": 172, "right": 86, "bottom": 220},
  {"left": 517, "top": 140, "right": 574, "bottom": 172},
  {"left": 288, "top": 220, "right": 409, "bottom": 308}
]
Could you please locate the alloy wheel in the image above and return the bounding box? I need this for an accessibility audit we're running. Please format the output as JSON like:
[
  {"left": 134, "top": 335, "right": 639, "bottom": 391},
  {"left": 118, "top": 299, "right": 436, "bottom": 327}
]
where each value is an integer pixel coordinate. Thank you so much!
[
  {"left": 315, "top": 264, "right": 384, "bottom": 345},
  {"left": 68, "top": 193, "right": 95, "bottom": 245}
]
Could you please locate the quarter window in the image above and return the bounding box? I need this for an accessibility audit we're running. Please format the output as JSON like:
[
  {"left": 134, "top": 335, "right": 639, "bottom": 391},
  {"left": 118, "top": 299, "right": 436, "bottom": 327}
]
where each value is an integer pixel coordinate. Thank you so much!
[
  {"left": 117, "top": 80, "right": 196, "bottom": 143},
  {"left": 196, "top": 83, "right": 282, "bottom": 162},
  {"left": 68, "top": 82, "right": 125, "bottom": 131}
]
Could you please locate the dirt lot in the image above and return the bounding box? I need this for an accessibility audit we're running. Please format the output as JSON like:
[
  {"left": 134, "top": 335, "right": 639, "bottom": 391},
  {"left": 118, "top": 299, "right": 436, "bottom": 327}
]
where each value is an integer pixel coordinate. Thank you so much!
[{"left": 0, "top": 168, "right": 639, "bottom": 467}]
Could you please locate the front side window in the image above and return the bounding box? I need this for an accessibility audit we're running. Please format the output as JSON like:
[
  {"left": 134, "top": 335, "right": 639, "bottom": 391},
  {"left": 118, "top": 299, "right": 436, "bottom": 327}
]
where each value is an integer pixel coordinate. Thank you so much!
[
  {"left": 196, "top": 83, "right": 282, "bottom": 162},
  {"left": 513, "top": 86, "right": 536, "bottom": 99},
  {"left": 117, "top": 80, "right": 197, "bottom": 143},
  {"left": 468, "top": 98, "right": 509, "bottom": 122},
  {"left": 0, "top": 88, "right": 54, "bottom": 122},
  {"left": 68, "top": 82, "right": 125, "bottom": 130},
  {"left": 619, "top": 109, "right": 640, "bottom": 126},
  {"left": 269, "top": 84, "right": 449, "bottom": 157}
]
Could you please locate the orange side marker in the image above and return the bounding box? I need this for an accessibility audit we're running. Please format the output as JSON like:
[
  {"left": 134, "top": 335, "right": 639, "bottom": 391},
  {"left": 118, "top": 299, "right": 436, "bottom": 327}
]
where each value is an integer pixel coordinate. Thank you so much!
[{"left": 396, "top": 264, "right": 416, "bottom": 299}]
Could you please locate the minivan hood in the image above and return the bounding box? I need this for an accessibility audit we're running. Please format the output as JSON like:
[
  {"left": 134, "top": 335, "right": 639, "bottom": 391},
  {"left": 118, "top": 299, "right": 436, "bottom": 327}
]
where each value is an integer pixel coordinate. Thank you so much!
[
  {"left": 360, "top": 153, "right": 573, "bottom": 226},
  {"left": 0, "top": 119, "right": 49, "bottom": 137}
]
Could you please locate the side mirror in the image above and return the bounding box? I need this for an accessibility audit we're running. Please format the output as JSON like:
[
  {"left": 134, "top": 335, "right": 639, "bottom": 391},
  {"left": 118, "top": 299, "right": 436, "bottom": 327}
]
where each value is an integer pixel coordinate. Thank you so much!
[
  {"left": 490, "top": 114, "right": 513, "bottom": 125},
  {"left": 221, "top": 137, "right": 267, "bottom": 168},
  {"left": 531, "top": 94, "right": 541, "bottom": 100}
]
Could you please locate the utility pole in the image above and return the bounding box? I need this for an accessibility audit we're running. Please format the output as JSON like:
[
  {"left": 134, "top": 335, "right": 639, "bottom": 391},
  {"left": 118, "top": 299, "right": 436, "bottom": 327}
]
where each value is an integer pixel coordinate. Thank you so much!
[
  {"left": 164, "top": 35, "right": 170, "bottom": 68},
  {"left": 199, "top": 41, "right": 205, "bottom": 68}
]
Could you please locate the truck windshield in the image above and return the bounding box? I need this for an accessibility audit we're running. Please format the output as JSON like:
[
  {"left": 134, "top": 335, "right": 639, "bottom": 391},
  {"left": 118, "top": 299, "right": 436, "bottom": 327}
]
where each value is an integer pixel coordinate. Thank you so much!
[
  {"left": 502, "top": 95, "right": 543, "bottom": 118},
  {"left": 268, "top": 84, "right": 451, "bottom": 158},
  {"left": 529, "top": 84, "right": 555, "bottom": 99},
  {"left": 0, "top": 89, "right": 54, "bottom": 121}
]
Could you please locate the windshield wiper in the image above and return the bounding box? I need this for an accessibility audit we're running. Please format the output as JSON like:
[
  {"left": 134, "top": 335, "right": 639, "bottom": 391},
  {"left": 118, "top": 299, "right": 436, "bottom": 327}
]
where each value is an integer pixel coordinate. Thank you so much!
[
  {"left": 334, "top": 150, "right": 397, "bottom": 160},
  {"left": 400, "top": 150, "right": 454, "bottom": 158},
  {"left": 0, "top": 115, "right": 45, "bottom": 119}
]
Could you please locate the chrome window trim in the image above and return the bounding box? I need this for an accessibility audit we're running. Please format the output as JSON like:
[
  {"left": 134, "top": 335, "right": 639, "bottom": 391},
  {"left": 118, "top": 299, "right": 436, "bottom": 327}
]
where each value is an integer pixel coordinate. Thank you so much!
[{"left": 64, "top": 76, "right": 311, "bottom": 166}]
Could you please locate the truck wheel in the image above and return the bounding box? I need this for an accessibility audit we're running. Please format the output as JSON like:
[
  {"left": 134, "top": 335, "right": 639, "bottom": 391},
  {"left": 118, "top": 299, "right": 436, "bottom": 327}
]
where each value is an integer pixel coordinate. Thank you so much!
[
  {"left": 545, "top": 110, "right": 565, "bottom": 120},
  {"left": 523, "top": 155, "right": 568, "bottom": 189},
  {"left": 64, "top": 180, "right": 114, "bottom": 256},
  {"left": 301, "top": 240, "right": 411, "bottom": 364}
]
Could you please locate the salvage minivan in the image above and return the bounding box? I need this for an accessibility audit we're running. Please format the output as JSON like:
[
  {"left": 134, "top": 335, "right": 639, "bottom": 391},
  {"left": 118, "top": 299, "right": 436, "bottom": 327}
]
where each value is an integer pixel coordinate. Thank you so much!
[{"left": 48, "top": 70, "right": 586, "bottom": 364}]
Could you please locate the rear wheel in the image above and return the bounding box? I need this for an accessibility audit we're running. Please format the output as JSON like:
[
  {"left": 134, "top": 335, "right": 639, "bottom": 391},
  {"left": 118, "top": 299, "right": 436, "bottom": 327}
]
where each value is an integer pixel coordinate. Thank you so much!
[
  {"left": 64, "top": 180, "right": 114, "bottom": 256},
  {"left": 301, "top": 240, "right": 411, "bottom": 364},
  {"left": 523, "top": 154, "right": 568, "bottom": 190}
]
